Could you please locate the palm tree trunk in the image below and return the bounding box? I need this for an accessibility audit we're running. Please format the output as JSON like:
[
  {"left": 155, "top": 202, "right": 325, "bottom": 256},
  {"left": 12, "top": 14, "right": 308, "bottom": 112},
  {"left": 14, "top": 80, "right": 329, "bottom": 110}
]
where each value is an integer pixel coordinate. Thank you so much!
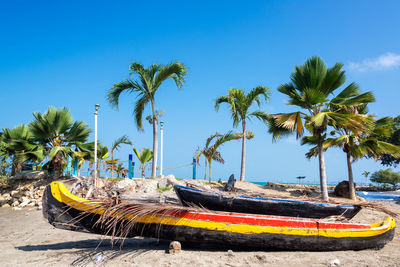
[
  {"left": 11, "top": 159, "right": 22, "bottom": 176},
  {"left": 346, "top": 152, "right": 356, "bottom": 200},
  {"left": 53, "top": 152, "right": 63, "bottom": 179},
  {"left": 240, "top": 120, "right": 246, "bottom": 181},
  {"left": 151, "top": 100, "right": 158, "bottom": 178},
  {"left": 209, "top": 161, "right": 212, "bottom": 183},
  {"left": 317, "top": 134, "right": 329, "bottom": 202},
  {"left": 204, "top": 158, "right": 207, "bottom": 180},
  {"left": 111, "top": 152, "right": 114, "bottom": 179},
  {"left": 141, "top": 166, "right": 145, "bottom": 178}
]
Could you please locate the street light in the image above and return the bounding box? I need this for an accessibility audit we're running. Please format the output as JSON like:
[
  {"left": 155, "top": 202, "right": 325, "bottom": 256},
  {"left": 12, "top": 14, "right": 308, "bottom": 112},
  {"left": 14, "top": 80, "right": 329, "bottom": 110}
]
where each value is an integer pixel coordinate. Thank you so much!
[
  {"left": 160, "top": 121, "right": 164, "bottom": 177},
  {"left": 94, "top": 104, "right": 100, "bottom": 187}
]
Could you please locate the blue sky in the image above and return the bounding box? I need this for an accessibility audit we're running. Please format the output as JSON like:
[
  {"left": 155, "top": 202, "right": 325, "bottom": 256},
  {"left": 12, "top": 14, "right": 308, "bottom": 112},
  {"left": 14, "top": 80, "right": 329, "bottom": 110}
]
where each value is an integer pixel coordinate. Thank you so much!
[{"left": 1, "top": 0, "right": 400, "bottom": 184}]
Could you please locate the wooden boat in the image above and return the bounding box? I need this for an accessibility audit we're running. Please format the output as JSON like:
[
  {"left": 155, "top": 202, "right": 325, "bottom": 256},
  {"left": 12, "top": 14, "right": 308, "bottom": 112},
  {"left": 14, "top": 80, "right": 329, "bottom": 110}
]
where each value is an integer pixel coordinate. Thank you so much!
[
  {"left": 174, "top": 184, "right": 362, "bottom": 219},
  {"left": 42, "top": 182, "right": 395, "bottom": 251}
]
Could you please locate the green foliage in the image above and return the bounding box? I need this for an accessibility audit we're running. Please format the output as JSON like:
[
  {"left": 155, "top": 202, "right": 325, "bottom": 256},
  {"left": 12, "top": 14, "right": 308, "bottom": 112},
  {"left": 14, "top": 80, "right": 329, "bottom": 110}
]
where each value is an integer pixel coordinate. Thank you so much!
[
  {"left": 156, "top": 186, "right": 172, "bottom": 193},
  {"left": 269, "top": 56, "right": 375, "bottom": 201},
  {"left": 107, "top": 62, "right": 187, "bottom": 130},
  {"left": 195, "top": 131, "right": 240, "bottom": 182},
  {"left": 107, "top": 61, "right": 187, "bottom": 178},
  {"left": 133, "top": 148, "right": 153, "bottom": 178},
  {"left": 28, "top": 107, "right": 91, "bottom": 177},
  {"left": 370, "top": 169, "right": 400, "bottom": 188},
  {"left": 379, "top": 116, "right": 400, "bottom": 166}
]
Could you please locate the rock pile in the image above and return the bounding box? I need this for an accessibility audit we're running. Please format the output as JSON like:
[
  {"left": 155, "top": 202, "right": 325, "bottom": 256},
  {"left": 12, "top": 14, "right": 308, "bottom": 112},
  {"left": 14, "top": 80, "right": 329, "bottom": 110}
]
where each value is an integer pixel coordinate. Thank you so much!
[{"left": 0, "top": 183, "right": 44, "bottom": 210}]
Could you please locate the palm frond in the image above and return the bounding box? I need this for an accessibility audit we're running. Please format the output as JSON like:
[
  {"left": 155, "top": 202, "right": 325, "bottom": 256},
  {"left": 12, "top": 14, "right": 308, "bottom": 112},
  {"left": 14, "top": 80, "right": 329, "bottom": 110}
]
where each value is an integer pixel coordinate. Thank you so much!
[{"left": 154, "top": 62, "right": 187, "bottom": 90}]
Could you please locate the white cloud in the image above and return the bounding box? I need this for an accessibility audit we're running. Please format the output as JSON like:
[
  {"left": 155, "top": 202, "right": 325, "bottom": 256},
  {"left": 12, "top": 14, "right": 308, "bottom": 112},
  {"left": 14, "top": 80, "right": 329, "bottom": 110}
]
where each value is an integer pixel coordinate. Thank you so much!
[{"left": 348, "top": 52, "right": 400, "bottom": 72}]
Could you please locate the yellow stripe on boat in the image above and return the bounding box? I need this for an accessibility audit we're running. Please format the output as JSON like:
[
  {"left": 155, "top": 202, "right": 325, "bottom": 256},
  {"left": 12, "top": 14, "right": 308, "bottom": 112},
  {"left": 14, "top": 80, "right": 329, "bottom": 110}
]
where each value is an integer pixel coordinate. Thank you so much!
[{"left": 50, "top": 182, "right": 395, "bottom": 239}]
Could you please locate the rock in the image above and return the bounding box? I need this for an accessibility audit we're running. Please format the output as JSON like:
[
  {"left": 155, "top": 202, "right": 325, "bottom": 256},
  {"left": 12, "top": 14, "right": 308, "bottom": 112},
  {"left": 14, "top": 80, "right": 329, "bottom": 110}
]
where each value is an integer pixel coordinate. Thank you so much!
[
  {"left": 223, "top": 174, "right": 236, "bottom": 192},
  {"left": 11, "top": 190, "right": 21, "bottom": 198},
  {"left": 227, "top": 250, "right": 234, "bottom": 257},
  {"left": 330, "top": 258, "right": 341, "bottom": 266},
  {"left": 12, "top": 207, "right": 22, "bottom": 211},
  {"left": 166, "top": 174, "right": 177, "bottom": 185},
  {"left": 1, "top": 203, "right": 11, "bottom": 208},
  {"left": 255, "top": 255, "right": 267, "bottom": 262},
  {"left": 26, "top": 202, "right": 35, "bottom": 207},
  {"left": 168, "top": 241, "right": 181, "bottom": 254},
  {"left": 158, "top": 178, "right": 169, "bottom": 188},
  {"left": 12, "top": 170, "right": 47, "bottom": 180},
  {"left": 158, "top": 175, "right": 177, "bottom": 188},
  {"left": 334, "top": 181, "right": 356, "bottom": 198},
  {"left": 116, "top": 179, "right": 135, "bottom": 190},
  {"left": 11, "top": 200, "right": 19, "bottom": 207},
  {"left": 21, "top": 196, "right": 30, "bottom": 203}
]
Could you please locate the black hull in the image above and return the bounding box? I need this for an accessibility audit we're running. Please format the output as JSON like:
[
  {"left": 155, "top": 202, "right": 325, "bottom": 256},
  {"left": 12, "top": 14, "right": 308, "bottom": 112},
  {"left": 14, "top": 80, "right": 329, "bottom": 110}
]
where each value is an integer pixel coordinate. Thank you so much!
[
  {"left": 42, "top": 185, "right": 394, "bottom": 251},
  {"left": 174, "top": 185, "right": 361, "bottom": 219}
]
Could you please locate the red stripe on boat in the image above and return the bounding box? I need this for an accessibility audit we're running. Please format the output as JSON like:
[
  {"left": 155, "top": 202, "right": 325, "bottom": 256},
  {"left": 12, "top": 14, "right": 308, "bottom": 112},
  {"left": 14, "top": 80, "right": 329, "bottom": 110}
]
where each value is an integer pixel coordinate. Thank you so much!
[{"left": 158, "top": 210, "right": 370, "bottom": 230}]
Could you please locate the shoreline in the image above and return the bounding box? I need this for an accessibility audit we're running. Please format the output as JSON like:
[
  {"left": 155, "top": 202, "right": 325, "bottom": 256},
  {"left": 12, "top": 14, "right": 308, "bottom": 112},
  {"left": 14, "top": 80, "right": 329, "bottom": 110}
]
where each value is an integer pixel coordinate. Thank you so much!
[{"left": 1, "top": 200, "right": 399, "bottom": 266}]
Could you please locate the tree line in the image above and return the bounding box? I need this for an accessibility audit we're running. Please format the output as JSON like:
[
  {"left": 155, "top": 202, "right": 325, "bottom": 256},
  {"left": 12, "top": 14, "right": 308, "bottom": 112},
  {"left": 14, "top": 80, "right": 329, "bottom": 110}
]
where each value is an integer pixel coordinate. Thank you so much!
[{"left": 1, "top": 56, "right": 400, "bottom": 201}]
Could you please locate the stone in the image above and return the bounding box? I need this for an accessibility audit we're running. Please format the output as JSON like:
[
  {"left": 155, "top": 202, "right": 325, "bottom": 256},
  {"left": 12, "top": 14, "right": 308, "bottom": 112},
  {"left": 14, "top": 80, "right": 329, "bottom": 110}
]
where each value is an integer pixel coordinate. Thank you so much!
[
  {"left": 116, "top": 178, "right": 135, "bottom": 190},
  {"left": 157, "top": 178, "right": 169, "bottom": 188},
  {"left": 11, "top": 200, "right": 19, "bottom": 207},
  {"left": 11, "top": 190, "right": 20, "bottom": 198},
  {"left": 168, "top": 241, "right": 181, "bottom": 254},
  {"left": 1, "top": 203, "right": 11, "bottom": 208},
  {"left": 12, "top": 207, "right": 22, "bottom": 211},
  {"left": 223, "top": 174, "right": 236, "bottom": 192},
  {"left": 158, "top": 175, "right": 177, "bottom": 188},
  {"left": 255, "top": 255, "right": 267, "bottom": 262},
  {"left": 12, "top": 170, "right": 47, "bottom": 180},
  {"left": 330, "top": 258, "right": 341, "bottom": 266},
  {"left": 334, "top": 181, "right": 356, "bottom": 198},
  {"left": 227, "top": 250, "right": 234, "bottom": 257},
  {"left": 21, "top": 196, "right": 30, "bottom": 203}
]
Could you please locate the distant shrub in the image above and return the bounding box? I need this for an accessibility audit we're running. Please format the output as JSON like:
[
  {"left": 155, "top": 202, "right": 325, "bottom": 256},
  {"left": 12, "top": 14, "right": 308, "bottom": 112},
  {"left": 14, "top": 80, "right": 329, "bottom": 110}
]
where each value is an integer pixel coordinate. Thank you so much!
[
  {"left": 156, "top": 186, "right": 172, "bottom": 193},
  {"left": 370, "top": 169, "right": 400, "bottom": 189}
]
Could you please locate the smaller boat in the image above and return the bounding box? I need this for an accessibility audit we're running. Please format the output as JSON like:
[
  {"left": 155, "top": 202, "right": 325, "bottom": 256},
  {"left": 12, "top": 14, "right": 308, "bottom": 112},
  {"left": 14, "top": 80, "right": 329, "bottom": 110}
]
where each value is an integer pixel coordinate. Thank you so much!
[
  {"left": 42, "top": 182, "right": 395, "bottom": 251},
  {"left": 174, "top": 184, "right": 361, "bottom": 219}
]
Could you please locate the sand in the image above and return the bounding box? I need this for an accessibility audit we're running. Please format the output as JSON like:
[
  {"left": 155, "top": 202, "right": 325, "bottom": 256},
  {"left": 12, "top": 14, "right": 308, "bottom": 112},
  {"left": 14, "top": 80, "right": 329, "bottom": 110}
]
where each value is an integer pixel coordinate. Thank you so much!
[{"left": 0, "top": 200, "right": 399, "bottom": 267}]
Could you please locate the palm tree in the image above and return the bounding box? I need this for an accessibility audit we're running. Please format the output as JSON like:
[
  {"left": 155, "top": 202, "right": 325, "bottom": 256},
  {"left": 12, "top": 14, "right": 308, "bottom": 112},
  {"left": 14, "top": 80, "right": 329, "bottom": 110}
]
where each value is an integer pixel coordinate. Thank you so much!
[
  {"left": 196, "top": 131, "right": 240, "bottom": 182},
  {"left": 109, "top": 135, "right": 132, "bottom": 178},
  {"left": 28, "top": 107, "right": 91, "bottom": 178},
  {"left": 116, "top": 163, "right": 127, "bottom": 178},
  {"left": 1, "top": 124, "right": 44, "bottom": 175},
  {"left": 215, "top": 87, "right": 271, "bottom": 181},
  {"left": 304, "top": 117, "right": 400, "bottom": 200},
  {"left": 107, "top": 62, "right": 187, "bottom": 178},
  {"left": 362, "top": 171, "right": 370, "bottom": 186},
  {"left": 133, "top": 148, "right": 153, "bottom": 178},
  {"left": 269, "top": 56, "right": 374, "bottom": 201}
]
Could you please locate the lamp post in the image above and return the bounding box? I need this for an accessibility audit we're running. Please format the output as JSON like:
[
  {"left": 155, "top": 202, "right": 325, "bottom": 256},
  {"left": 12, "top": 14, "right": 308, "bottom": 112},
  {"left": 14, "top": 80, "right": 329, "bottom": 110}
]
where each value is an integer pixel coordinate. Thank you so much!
[
  {"left": 94, "top": 104, "right": 100, "bottom": 187},
  {"left": 160, "top": 121, "right": 164, "bottom": 177}
]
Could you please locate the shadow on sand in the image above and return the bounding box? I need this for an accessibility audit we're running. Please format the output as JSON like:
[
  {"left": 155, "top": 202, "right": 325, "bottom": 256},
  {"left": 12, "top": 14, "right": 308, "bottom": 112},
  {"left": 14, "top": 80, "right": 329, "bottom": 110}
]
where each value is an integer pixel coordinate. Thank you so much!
[{"left": 16, "top": 237, "right": 168, "bottom": 266}]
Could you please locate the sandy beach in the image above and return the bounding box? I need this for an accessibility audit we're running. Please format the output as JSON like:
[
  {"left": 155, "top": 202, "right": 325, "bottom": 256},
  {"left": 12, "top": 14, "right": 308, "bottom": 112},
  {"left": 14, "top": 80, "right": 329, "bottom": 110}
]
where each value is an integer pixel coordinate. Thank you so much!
[{"left": 1, "top": 197, "right": 399, "bottom": 267}]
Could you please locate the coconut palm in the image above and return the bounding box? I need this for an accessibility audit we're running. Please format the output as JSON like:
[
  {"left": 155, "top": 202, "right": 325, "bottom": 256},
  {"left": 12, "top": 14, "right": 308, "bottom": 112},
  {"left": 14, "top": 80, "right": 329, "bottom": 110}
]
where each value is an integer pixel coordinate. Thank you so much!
[
  {"left": 109, "top": 135, "right": 132, "bottom": 178},
  {"left": 304, "top": 116, "right": 400, "bottom": 199},
  {"left": 133, "top": 148, "right": 153, "bottom": 178},
  {"left": 196, "top": 131, "right": 240, "bottom": 182},
  {"left": 116, "top": 163, "right": 127, "bottom": 178},
  {"left": 1, "top": 124, "right": 44, "bottom": 175},
  {"left": 28, "top": 107, "right": 91, "bottom": 178},
  {"left": 107, "top": 62, "right": 187, "bottom": 178},
  {"left": 215, "top": 87, "right": 271, "bottom": 181},
  {"left": 269, "top": 56, "right": 374, "bottom": 201}
]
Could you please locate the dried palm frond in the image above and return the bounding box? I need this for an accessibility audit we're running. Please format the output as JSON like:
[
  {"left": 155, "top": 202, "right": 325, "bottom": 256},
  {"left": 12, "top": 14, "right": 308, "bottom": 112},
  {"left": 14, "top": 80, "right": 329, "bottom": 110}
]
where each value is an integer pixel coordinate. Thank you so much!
[
  {"left": 65, "top": 197, "right": 211, "bottom": 248},
  {"left": 357, "top": 202, "right": 399, "bottom": 218}
]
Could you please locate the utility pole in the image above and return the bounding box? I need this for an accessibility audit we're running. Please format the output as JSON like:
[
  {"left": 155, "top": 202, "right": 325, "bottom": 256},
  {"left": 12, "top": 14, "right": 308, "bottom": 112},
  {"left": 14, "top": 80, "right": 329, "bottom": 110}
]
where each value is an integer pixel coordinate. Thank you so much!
[
  {"left": 160, "top": 121, "right": 164, "bottom": 177},
  {"left": 94, "top": 104, "right": 100, "bottom": 187}
]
